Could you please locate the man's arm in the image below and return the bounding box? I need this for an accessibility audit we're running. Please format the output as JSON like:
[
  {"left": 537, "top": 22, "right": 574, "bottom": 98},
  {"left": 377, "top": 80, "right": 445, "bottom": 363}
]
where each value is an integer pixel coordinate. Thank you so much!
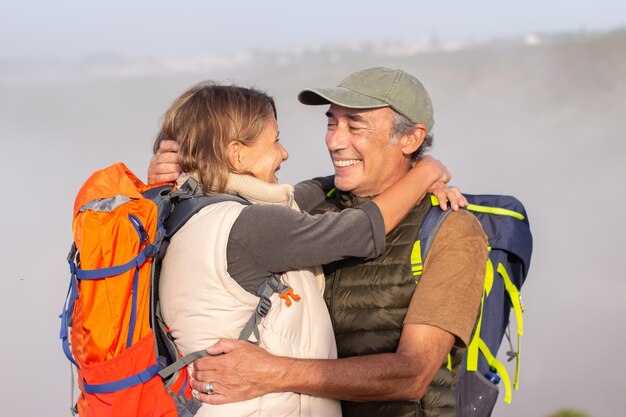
[{"left": 190, "top": 324, "right": 453, "bottom": 404}]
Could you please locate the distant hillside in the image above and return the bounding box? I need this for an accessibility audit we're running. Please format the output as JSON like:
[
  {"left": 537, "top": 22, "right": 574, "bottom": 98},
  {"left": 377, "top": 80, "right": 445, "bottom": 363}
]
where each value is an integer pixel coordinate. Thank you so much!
[{"left": 2, "top": 28, "right": 624, "bottom": 86}]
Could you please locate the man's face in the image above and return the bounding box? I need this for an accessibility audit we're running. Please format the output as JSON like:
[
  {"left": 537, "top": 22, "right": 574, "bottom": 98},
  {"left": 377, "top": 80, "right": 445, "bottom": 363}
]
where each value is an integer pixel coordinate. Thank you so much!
[{"left": 325, "top": 104, "right": 409, "bottom": 196}]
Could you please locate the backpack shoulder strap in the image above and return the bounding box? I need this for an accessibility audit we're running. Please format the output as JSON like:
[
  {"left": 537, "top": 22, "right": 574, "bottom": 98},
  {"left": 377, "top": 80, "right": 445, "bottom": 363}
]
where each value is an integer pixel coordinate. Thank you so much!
[
  {"left": 419, "top": 205, "right": 452, "bottom": 263},
  {"left": 161, "top": 177, "right": 251, "bottom": 238},
  {"left": 411, "top": 196, "right": 450, "bottom": 282}
]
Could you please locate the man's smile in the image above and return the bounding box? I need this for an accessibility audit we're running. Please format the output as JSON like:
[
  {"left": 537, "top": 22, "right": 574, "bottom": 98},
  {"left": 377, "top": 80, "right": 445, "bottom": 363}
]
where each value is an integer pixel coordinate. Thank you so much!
[{"left": 333, "top": 159, "right": 363, "bottom": 168}]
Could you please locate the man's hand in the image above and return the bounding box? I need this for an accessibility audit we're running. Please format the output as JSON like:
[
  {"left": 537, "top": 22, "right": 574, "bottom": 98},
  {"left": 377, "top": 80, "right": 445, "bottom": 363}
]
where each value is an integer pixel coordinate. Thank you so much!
[
  {"left": 147, "top": 140, "right": 182, "bottom": 184},
  {"left": 190, "top": 324, "right": 454, "bottom": 404},
  {"left": 190, "top": 339, "right": 282, "bottom": 405}
]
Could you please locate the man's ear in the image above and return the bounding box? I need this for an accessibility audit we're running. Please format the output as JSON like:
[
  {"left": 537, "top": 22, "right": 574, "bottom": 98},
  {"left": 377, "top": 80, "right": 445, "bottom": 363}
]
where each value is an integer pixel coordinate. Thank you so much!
[
  {"left": 400, "top": 124, "right": 427, "bottom": 156},
  {"left": 227, "top": 140, "right": 244, "bottom": 170}
]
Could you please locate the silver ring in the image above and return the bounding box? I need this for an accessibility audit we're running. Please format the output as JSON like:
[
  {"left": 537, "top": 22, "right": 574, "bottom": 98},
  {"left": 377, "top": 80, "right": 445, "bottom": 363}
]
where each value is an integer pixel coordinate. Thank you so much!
[{"left": 205, "top": 382, "right": 214, "bottom": 394}]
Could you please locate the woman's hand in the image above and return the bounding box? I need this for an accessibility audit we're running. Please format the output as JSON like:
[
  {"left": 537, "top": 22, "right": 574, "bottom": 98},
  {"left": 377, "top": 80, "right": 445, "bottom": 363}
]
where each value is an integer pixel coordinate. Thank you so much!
[
  {"left": 429, "top": 182, "right": 467, "bottom": 211},
  {"left": 412, "top": 156, "right": 467, "bottom": 211},
  {"left": 147, "top": 140, "right": 182, "bottom": 184}
]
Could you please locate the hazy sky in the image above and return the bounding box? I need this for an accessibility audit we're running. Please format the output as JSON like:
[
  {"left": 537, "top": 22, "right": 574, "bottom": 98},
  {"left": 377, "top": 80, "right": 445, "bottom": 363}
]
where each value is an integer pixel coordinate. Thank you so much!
[
  {"left": 2, "top": 3, "right": 625, "bottom": 417},
  {"left": 1, "top": 0, "right": 625, "bottom": 59}
]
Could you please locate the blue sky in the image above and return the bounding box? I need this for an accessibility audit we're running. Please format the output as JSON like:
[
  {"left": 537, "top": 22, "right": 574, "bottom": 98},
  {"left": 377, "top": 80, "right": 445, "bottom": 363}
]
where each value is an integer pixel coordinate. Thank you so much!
[{"left": 1, "top": 0, "right": 625, "bottom": 59}]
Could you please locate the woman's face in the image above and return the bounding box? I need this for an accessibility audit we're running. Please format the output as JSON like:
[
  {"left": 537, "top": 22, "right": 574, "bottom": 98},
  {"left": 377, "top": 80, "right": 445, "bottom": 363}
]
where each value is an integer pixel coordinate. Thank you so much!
[{"left": 240, "top": 115, "right": 289, "bottom": 183}]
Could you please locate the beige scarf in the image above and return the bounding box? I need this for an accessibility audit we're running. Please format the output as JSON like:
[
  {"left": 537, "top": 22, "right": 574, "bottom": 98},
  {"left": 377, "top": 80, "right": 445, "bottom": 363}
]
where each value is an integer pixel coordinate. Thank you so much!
[{"left": 177, "top": 172, "right": 298, "bottom": 209}]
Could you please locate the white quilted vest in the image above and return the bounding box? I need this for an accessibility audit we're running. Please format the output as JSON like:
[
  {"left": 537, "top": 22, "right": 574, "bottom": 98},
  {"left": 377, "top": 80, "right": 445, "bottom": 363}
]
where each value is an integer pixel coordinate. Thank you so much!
[{"left": 159, "top": 174, "right": 341, "bottom": 417}]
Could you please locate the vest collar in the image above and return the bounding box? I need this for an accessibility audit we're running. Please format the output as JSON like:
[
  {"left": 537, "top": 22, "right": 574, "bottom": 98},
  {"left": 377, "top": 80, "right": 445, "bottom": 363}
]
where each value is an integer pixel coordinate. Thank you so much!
[{"left": 335, "top": 190, "right": 374, "bottom": 209}]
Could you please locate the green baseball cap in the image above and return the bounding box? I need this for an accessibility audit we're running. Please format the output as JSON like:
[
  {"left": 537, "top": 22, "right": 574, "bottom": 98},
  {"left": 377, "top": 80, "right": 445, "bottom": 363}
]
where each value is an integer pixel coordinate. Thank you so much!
[{"left": 298, "top": 67, "right": 434, "bottom": 132}]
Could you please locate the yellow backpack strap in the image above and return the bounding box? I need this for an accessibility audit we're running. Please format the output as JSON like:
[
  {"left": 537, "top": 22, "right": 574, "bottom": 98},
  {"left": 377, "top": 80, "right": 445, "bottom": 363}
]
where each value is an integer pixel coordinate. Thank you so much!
[
  {"left": 466, "top": 203, "right": 525, "bottom": 221},
  {"left": 466, "top": 291, "right": 484, "bottom": 373},
  {"left": 466, "top": 248, "right": 520, "bottom": 405},
  {"left": 478, "top": 339, "right": 513, "bottom": 404},
  {"left": 467, "top": 260, "right": 523, "bottom": 404},
  {"left": 466, "top": 248, "right": 494, "bottom": 372},
  {"left": 410, "top": 240, "right": 423, "bottom": 280},
  {"left": 497, "top": 262, "right": 524, "bottom": 390},
  {"left": 484, "top": 249, "right": 494, "bottom": 296}
]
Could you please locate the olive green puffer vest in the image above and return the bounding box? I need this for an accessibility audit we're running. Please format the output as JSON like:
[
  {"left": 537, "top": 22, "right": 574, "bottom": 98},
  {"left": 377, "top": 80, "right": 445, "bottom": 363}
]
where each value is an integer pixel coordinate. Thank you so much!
[{"left": 313, "top": 191, "right": 464, "bottom": 417}]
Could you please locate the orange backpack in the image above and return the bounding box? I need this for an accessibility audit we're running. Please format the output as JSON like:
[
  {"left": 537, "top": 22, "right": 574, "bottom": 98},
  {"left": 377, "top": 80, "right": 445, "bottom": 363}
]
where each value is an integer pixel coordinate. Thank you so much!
[
  {"left": 60, "top": 162, "right": 289, "bottom": 416},
  {"left": 60, "top": 163, "right": 197, "bottom": 417}
]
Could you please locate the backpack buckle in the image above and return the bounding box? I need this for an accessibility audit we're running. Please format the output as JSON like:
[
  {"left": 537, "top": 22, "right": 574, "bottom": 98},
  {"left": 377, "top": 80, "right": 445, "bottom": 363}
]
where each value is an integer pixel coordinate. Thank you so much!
[
  {"left": 256, "top": 295, "right": 272, "bottom": 317},
  {"left": 279, "top": 288, "right": 301, "bottom": 307}
]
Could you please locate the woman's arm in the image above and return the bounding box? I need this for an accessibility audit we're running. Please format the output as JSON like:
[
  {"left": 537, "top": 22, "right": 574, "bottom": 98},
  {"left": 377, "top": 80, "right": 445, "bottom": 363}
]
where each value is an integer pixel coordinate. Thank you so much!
[
  {"left": 227, "top": 202, "right": 386, "bottom": 282},
  {"left": 228, "top": 161, "right": 465, "bottom": 285},
  {"left": 372, "top": 156, "right": 466, "bottom": 234}
]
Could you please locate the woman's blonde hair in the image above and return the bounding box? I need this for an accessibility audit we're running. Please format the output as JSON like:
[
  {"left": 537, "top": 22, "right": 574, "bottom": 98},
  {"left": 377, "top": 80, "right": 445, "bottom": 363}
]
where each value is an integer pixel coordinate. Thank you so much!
[{"left": 153, "top": 81, "right": 277, "bottom": 193}]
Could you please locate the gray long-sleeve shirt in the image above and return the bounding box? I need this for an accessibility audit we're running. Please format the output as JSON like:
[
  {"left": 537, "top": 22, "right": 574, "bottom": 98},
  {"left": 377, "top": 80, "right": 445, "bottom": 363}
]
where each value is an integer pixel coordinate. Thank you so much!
[{"left": 226, "top": 179, "right": 386, "bottom": 293}]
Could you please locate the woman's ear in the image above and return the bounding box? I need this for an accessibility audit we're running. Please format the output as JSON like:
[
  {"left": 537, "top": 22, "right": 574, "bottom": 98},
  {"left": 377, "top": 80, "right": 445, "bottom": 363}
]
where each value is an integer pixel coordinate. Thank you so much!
[
  {"left": 401, "top": 124, "right": 427, "bottom": 156},
  {"left": 227, "top": 140, "right": 244, "bottom": 170}
]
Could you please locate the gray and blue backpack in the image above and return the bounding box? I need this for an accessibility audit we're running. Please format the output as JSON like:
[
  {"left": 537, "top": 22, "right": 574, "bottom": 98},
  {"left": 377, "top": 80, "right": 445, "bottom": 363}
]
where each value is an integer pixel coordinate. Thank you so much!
[{"left": 414, "top": 194, "right": 532, "bottom": 417}]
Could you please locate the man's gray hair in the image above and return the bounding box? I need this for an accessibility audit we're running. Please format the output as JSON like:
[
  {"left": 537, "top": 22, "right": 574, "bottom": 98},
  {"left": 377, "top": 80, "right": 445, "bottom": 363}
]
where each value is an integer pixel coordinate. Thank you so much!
[{"left": 390, "top": 110, "right": 433, "bottom": 159}]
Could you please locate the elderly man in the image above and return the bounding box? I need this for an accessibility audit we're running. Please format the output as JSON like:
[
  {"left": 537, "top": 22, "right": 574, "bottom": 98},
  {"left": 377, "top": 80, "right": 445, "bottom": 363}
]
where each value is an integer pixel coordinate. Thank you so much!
[{"left": 150, "top": 67, "right": 487, "bottom": 417}]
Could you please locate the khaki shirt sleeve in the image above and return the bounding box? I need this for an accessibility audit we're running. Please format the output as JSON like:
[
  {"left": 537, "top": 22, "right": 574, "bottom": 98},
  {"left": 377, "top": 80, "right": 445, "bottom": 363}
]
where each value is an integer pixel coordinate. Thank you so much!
[{"left": 403, "top": 209, "right": 488, "bottom": 347}]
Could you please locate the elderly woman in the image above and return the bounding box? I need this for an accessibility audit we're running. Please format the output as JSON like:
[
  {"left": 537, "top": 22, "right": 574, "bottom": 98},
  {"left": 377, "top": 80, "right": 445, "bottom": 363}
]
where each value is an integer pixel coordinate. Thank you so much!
[{"left": 154, "top": 81, "right": 460, "bottom": 417}]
